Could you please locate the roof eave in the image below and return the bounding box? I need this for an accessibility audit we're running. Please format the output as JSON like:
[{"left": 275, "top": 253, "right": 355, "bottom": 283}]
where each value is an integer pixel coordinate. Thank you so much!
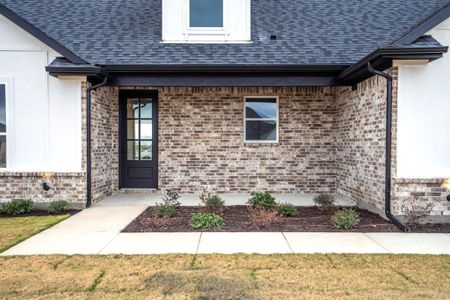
[
  {"left": 46, "top": 65, "right": 108, "bottom": 78},
  {"left": 336, "top": 46, "right": 449, "bottom": 85}
]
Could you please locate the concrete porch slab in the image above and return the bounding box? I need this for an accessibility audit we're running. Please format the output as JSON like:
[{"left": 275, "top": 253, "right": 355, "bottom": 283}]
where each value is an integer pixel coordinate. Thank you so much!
[
  {"left": 96, "top": 193, "right": 355, "bottom": 207},
  {"left": 283, "top": 232, "right": 388, "bottom": 254},
  {"left": 100, "top": 233, "right": 201, "bottom": 255},
  {"left": 197, "top": 232, "right": 292, "bottom": 254}
]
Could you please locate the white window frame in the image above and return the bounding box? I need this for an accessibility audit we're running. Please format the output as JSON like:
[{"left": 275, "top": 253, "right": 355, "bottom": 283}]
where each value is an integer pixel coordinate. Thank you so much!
[
  {"left": 161, "top": 0, "right": 251, "bottom": 43},
  {"left": 244, "top": 96, "right": 279, "bottom": 144},
  {"left": 0, "top": 78, "right": 13, "bottom": 169}
]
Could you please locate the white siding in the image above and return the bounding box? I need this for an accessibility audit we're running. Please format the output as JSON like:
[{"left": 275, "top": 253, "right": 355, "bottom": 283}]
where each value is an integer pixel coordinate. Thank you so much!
[
  {"left": 0, "top": 15, "right": 83, "bottom": 172},
  {"left": 396, "top": 17, "right": 450, "bottom": 178},
  {"left": 162, "top": 0, "right": 251, "bottom": 43}
]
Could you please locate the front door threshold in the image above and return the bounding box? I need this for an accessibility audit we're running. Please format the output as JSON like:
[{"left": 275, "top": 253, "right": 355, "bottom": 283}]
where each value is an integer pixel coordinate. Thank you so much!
[{"left": 118, "top": 188, "right": 159, "bottom": 195}]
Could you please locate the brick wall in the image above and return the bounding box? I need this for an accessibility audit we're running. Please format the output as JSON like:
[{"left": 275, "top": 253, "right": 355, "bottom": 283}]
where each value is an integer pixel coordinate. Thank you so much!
[
  {"left": 393, "top": 178, "right": 450, "bottom": 217},
  {"left": 0, "top": 172, "right": 86, "bottom": 209},
  {"left": 90, "top": 86, "right": 119, "bottom": 203},
  {"left": 158, "top": 86, "right": 337, "bottom": 193},
  {"left": 335, "top": 75, "right": 387, "bottom": 214}
]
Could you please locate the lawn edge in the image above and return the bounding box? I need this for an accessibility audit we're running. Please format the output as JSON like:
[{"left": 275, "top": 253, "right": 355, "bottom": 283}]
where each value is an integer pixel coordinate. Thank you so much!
[{"left": 0, "top": 214, "right": 70, "bottom": 253}]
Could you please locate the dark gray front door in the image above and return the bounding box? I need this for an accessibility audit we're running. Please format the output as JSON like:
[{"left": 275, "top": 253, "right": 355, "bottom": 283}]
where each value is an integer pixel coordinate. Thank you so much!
[{"left": 119, "top": 90, "right": 158, "bottom": 189}]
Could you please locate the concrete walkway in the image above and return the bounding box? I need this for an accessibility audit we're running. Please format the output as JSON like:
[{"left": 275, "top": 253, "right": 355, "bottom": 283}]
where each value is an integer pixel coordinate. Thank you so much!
[{"left": 2, "top": 194, "right": 450, "bottom": 256}]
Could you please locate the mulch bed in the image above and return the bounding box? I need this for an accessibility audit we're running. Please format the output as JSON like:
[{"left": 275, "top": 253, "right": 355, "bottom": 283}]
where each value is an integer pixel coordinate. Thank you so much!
[
  {"left": 123, "top": 206, "right": 450, "bottom": 233},
  {"left": 0, "top": 210, "right": 80, "bottom": 218}
]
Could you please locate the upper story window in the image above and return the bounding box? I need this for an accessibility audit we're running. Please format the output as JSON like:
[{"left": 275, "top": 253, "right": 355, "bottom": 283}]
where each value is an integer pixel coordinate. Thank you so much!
[
  {"left": 190, "top": 0, "right": 223, "bottom": 28},
  {"left": 0, "top": 84, "right": 6, "bottom": 168},
  {"left": 162, "top": 0, "right": 251, "bottom": 43}
]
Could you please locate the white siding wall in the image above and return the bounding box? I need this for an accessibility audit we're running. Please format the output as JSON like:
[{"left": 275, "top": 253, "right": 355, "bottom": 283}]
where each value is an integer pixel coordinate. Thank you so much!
[
  {"left": 162, "top": 0, "right": 251, "bottom": 43},
  {"left": 0, "top": 15, "right": 83, "bottom": 172},
  {"left": 396, "top": 17, "right": 450, "bottom": 178}
]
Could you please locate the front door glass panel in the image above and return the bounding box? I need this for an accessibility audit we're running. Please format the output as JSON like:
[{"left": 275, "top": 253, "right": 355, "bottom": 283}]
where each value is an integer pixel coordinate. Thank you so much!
[{"left": 126, "top": 98, "right": 153, "bottom": 161}]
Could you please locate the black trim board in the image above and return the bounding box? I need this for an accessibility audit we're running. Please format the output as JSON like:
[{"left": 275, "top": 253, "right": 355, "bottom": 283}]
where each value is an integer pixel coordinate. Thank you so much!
[
  {"left": 103, "top": 64, "right": 349, "bottom": 73},
  {"left": 111, "top": 73, "right": 339, "bottom": 87},
  {"left": 393, "top": 4, "right": 450, "bottom": 46},
  {"left": 0, "top": 3, "right": 86, "bottom": 64}
]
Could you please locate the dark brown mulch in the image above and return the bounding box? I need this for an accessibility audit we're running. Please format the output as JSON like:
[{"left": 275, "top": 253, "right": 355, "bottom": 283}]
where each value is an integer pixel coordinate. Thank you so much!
[
  {"left": 0, "top": 210, "right": 80, "bottom": 218},
  {"left": 123, "top": 206, "right": 409, "bottom": 233}
]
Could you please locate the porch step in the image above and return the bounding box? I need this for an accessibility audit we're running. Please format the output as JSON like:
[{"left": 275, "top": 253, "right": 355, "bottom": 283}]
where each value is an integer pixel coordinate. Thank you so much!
[{"left": 118, "top": 188, "right": 159, "bottom": 195}]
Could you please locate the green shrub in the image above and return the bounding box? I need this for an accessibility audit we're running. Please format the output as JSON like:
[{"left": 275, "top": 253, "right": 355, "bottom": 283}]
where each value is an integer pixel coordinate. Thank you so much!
[
  {"left": 155, "top": 203, "right": 177, "bottom": 218},
  {"left": 277, "top": 203, "right": 298, "bottom": 217},
  {"left": 201, "top": 194, "right": 225, "bottom": 213},
  {"left": 331, "top": 208, "right": 361, "bottom": 229},
  {"left": 313, "top": 194, "right": 336, "bottom": 208},
  {"left": 48, "top": 200, "right": 71, "bottom": 214},
  {"left": 2, "top": 199, "right": 35, "bottom": 216},
  {"left": 248, "top": 192, "right": 278, "bottom": 210},
  {"left": 190, "top": 213, "right": 224, "bottom": 229}
]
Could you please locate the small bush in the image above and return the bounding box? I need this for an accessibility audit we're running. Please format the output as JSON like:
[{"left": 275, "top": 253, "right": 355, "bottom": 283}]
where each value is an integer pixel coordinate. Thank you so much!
[
  {"left": 200, "top": 189, "right": 225, "bottom": 213},
  {"left": 247, "top": 206, "right": 280, "bottom": 228},
  {"left": 190, "top": 213, "right": 224, "bottom": 230},
  {"left": 155, "top": 189, "right": 181, "bottom": 218},
  {"left": 161, "top": 189, "right": 181, "bottom": 206},
  {"left": 2, "top": 199, "right": 35, "bottom": 216},
  {"left": 155, "top": 203, "right": 177, "bottom": 218},
  {"left": 313, "top": 194, "right": 336, "bottom": 208},
  {"left": 248, "top": 192, "right": 278, "bottom": 210},
  {"left": 277, "top": 203, "right": 298, "bottom": 217},
  {"left": 401, "top": 196, "right": 434, "bottom": 225},
  {"left": 48, "top": 200, "right": 71, "bottom": 214},
  {"left": 331, "top": 208, "right": 360, "bottom": 229},
  {"left": 143, "top": 215, "right": 170, "bottom": 229}
]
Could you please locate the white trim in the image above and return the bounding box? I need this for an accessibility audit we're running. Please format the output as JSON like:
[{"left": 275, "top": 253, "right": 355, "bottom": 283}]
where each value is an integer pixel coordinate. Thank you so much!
[
  {"left": 162, "top": 0, "right": 251, "bottom": 43},
  {"left": 243, "top": 96, "right": 279, "bottom": 144},
  {"left": 183, "top": 0, "right": 228, "bottom": 39},
  {"left": 0, "top": 77, "right": 14, "bottom": 169}
]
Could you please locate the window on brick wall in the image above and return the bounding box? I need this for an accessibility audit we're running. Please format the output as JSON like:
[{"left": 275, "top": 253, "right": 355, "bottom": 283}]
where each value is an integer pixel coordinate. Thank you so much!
[
  {"left": 0, "top": 84, "right": 6, "bottom": 168},
  {"left": 244, "top": 97, "right": 279, "bottom": 143}
]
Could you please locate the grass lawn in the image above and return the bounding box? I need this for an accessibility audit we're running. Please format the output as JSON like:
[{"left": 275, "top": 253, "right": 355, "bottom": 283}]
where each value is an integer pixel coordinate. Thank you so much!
[
  {"left": 0, "top": 254, "right": 449, "bottom": 299},
  {"left": 0, "top": 215, "right": 70, "bottom": 253}
]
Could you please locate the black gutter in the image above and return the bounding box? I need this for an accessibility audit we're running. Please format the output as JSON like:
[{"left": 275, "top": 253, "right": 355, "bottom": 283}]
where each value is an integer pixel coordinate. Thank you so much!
[
  {"left": 86, "top": 77, "right": 108, "bottom": 208},
  {"left": 0, "top": 4, "right": 87, "bottom": 64},
  {"left": 337, "top": 46, "right": 448, "bottom": 84},
  {"left": 367, "top": 62, "right": 409, "bottom": 232},
  {"left": 46, "top": 65, "right": 108, "bottom": 78}
]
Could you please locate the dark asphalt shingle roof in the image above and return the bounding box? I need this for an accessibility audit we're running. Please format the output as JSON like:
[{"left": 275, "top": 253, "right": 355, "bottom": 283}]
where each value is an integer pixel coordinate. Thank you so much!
[{"left": 1, "top": 0, "right": 450, "bottom": 66}]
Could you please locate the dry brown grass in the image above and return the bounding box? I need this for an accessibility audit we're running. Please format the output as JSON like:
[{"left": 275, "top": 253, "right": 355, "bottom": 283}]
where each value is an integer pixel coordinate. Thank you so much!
[
  {"left": 0, "top": 254, "right": 449, "bottom": 299},
  {"left": 0, "top": 215, "right": 69, "bottom": 253}
]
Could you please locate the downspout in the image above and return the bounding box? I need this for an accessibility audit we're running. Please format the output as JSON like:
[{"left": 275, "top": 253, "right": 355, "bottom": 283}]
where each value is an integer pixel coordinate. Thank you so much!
[
  {"left": 367, "top": 62, "right": 409, "bottom": 232},
  {"left": 86, "top": 77, "right": 108, "bottom": 208}
]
